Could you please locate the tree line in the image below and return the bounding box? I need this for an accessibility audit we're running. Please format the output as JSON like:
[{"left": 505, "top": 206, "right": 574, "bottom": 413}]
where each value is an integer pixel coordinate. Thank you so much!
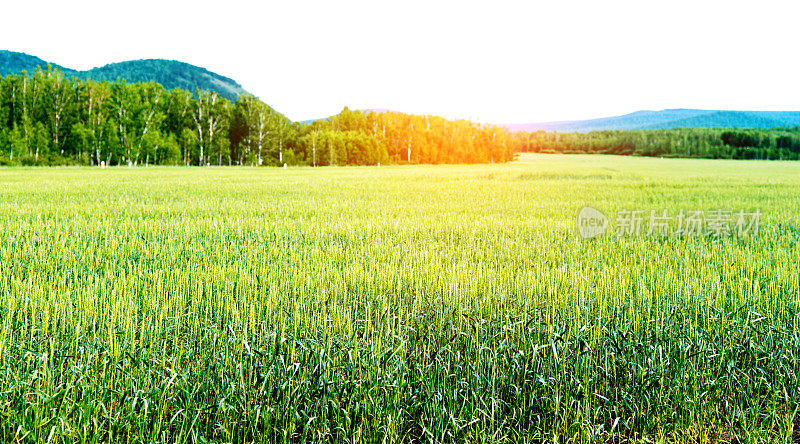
[
  {"left": 0, "top": 68, "right": 519, "bottom": 166},
  {"left": 518, "top": 127, "right": 800, "bottom": 160},
  {"left": 3, "top": 67, "right": 800, "bottom": 165}
]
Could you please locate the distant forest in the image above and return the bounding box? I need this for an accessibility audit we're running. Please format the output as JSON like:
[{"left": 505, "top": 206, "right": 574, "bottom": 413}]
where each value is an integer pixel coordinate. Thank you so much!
[
  {"left": 0, "top": 68, "right": 517, "bottom": 166},
  {"left": 523, "top": 128, "right": 800, "bottom": 160},
  {"left": 1, "top": 68, "right": 799, "bottom": 166}
]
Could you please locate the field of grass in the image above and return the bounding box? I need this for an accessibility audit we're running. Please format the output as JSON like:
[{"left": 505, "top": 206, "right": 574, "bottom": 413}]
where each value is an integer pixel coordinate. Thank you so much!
[{"left": 1, "top": 154, "right": 799, "bottom": 443}]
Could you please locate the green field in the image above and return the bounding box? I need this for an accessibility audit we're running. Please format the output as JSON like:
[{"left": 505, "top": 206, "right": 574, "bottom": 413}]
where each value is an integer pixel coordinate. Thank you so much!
[{"left": 1, "top": 154, "right": 799, "bottom": 443}]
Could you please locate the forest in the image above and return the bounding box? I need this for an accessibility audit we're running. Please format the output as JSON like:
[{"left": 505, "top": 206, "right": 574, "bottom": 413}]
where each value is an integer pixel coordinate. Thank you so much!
[
  {"left": 0, "top": 68, "right": 517, "bottom": 166},
  {"left": 1, "top": 67, "right": 800, "bottom": 166},
  {"left": 520, "top": 127, "right": 800, "bottom": 160}
]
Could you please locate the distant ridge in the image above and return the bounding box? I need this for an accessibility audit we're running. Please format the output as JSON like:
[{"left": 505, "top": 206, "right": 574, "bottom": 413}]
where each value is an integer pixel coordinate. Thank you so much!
[
  {"left": 501, "top": 109, "right": 800, "bottom": 133},
  {"left": 0, "top": 50, "right": 249, "bottom": 102}
]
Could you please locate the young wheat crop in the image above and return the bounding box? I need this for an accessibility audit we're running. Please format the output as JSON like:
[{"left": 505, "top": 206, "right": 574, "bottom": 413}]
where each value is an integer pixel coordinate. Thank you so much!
[{"left": 0, "top": 154, "right": 798, "bottom": 443}]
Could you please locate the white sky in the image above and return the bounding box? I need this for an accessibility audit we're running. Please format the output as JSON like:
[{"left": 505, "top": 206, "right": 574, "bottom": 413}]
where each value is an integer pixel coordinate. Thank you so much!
[{"left": 1, "top": 0, "right": 798, "bottom": 123}]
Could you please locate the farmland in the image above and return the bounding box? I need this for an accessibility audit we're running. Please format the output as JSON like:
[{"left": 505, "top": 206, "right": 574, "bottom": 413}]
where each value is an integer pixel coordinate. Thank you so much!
[{"left": 0, "top": 154, "right": 799, "bottom": 442}]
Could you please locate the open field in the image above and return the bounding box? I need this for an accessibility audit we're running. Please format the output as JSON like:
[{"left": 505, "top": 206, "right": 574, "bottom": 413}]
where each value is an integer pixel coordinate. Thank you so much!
[{"left": 1, "top": 154, "right": 799, "bottom": 443}]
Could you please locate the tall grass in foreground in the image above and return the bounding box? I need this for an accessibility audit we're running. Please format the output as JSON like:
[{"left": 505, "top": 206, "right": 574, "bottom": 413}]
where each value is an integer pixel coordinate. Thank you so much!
[{"left": 0, "top": 155, "right": 799, "bottom": 443}]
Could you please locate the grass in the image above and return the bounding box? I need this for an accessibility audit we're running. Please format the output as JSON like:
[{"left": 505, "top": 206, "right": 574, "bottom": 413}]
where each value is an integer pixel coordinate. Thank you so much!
[{"left": 0, "top": 154, "right": 799, "bottom": 443}]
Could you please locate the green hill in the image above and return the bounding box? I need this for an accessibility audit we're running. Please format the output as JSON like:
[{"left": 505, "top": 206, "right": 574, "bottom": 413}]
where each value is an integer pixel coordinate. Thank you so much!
[
  {"left": 503, "top": 109, "right": 800, "bottom": 133},
  {"left": 0, "top": 50, "right": 248, "bottom": 101}
]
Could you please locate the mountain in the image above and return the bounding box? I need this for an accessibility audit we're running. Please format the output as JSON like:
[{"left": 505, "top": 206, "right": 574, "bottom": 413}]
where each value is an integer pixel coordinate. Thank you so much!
[
  {"left": 0, "top": 50, "right": 248, "bottom": 102},
  {"left": 0, "top": 51, "right": 76, "bottom": 77},
  {"left": 502, "top": 109, "right": 800, "bottom": 133}
]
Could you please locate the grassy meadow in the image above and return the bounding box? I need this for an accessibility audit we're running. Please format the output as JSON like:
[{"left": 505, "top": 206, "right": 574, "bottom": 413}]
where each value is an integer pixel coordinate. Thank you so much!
[{"left": 0, "top": 154, "right": 799, "bottom": 443}]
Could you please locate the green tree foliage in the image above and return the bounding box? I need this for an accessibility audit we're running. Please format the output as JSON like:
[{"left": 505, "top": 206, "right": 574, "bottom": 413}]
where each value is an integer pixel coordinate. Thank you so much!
[
  {"left": 0, "top": 70, "right": 524, "bottom": 166},
  {"left": 0, "top": 68, "right": 252, "bottom": 166},
  {"left": 10, "top": 67, "right": 797, "bottom": 166},
  {"left": 227, "top": 95, "right": 290, "bottom": 166},
  {"left": 519, "top": 127, "right": 800, "bottom": 160},
  {"left": 291, "top": 107, "right": 518, "bottom": 165}
]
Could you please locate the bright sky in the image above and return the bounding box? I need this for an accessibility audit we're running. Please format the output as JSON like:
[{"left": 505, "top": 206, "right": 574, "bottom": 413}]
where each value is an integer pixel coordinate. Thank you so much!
[{"left": 2, "top": 0, "right": 798, "bottom": 123}]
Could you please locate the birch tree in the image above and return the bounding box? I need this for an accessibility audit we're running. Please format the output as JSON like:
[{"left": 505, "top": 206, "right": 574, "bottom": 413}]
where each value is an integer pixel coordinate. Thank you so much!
[
  {"left": 111, "top": 81, "right": 132, "bottom": 164},
  {"left": 132, "top": 83, "right": 165, "bottom": 165},
  {"left": 42, "top": 69, "right": 75, "bottom": 156},
  {"left": 85, "top": 80, "right": 111, "bottom": 165},
  {"left": 190, "top": 90, "right": 228, "bottom": 166}
]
